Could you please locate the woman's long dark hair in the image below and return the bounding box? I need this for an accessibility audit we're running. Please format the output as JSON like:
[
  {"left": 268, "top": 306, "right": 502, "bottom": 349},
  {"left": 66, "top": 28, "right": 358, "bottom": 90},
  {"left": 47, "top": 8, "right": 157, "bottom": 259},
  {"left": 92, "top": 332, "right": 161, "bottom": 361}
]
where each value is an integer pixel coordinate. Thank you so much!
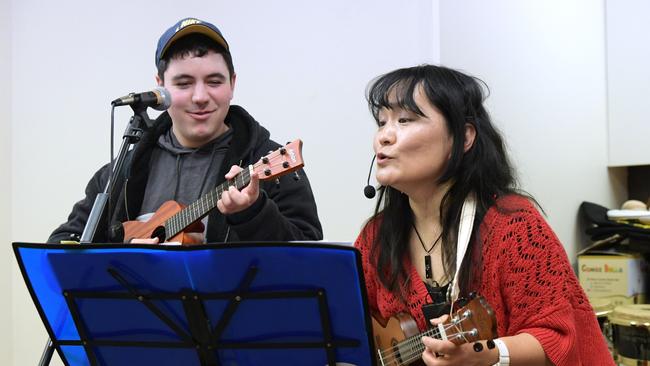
[{"left": 366, "top": 64, "right": 518, "bottom": 299}]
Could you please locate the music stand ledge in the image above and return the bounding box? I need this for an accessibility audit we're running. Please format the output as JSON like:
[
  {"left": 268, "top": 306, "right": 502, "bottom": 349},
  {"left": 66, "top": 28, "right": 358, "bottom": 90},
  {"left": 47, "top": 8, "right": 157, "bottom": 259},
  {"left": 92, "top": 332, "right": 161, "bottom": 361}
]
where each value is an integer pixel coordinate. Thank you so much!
[{"left": 13, "top": 242, "right": 376, "bottom": 366}]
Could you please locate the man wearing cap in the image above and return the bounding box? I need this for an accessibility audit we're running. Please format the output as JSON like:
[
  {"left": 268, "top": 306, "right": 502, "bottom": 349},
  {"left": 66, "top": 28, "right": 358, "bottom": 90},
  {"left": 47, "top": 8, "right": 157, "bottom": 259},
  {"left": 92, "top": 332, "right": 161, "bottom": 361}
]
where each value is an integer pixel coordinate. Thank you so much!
[{"left": 48, "top": 18, "right": 323, "bottom": 244}]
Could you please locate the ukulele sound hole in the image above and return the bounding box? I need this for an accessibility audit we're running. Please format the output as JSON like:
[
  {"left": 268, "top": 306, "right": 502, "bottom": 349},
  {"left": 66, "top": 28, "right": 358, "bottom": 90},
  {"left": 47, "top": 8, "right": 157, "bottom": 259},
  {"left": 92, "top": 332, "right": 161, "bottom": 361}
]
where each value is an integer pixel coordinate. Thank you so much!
[
  {"left": 151, "top": 226, "right": 167, "bottom": 243},
  {"left": 391, "top": 339, "right": 403, "bottom": 363}
]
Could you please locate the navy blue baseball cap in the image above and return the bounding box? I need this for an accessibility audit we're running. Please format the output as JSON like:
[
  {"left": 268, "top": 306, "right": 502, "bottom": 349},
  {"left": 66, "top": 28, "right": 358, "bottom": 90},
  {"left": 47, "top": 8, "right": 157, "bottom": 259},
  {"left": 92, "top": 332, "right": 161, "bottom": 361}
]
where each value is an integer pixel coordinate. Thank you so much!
[{"left": 155, "top": 17, "right": 229, "bottom": 65}]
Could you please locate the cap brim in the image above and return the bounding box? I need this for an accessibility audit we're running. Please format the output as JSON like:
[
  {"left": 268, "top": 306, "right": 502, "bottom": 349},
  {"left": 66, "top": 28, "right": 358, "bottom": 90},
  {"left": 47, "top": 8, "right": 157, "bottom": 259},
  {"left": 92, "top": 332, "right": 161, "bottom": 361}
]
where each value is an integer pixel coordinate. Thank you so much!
[{"left": 160, "top": 24, "right": 229, "bottom": 60}]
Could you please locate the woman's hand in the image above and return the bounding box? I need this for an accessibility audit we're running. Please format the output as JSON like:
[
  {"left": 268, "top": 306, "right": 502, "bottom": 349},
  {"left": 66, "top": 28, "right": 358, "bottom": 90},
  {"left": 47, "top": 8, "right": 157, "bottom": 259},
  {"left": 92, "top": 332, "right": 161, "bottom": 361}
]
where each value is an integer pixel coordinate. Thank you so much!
[{"left": 421, "top": 314, "right": 498, "bottom": 366}]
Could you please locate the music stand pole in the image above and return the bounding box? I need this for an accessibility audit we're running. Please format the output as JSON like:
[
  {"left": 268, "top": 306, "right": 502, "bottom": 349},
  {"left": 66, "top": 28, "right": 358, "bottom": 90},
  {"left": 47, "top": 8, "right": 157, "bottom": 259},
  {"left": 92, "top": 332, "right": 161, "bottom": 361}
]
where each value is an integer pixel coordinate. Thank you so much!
[
  {"left": 37, "top": 338, "right": 54, "bottom": 366},
  {"left": 38, "top": 107, "right": 156, "bottom": 366}
]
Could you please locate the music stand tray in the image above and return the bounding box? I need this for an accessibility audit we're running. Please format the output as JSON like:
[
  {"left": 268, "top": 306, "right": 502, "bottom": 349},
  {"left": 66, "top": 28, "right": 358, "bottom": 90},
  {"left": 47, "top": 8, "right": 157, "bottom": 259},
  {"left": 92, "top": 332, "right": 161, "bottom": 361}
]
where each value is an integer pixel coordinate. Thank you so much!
[{"left": 13, "top": 242, "right": 376, "bottom": 366}]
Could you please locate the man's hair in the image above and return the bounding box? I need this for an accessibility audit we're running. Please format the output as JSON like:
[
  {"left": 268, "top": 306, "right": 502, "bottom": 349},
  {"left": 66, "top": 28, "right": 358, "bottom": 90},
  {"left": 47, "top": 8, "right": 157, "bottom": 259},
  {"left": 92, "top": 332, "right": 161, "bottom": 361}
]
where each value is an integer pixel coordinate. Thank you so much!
[{"left": 156, "top": 33, "right": 235, "bottom": 82}]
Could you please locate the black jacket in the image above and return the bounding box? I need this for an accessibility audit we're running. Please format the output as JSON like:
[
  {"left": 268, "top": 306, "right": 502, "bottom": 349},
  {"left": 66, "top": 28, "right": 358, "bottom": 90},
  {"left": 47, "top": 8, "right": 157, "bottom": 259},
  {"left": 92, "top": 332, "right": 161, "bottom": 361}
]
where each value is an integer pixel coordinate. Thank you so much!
[{"left": 48, "top": 105, "right": 323, "bottom": 243}]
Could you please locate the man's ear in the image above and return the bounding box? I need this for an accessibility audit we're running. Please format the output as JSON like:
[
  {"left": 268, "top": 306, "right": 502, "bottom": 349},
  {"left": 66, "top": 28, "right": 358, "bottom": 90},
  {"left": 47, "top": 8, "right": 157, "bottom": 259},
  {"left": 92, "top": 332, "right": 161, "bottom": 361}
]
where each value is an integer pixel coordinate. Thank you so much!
[
  {"left": 463, "top": 122, "right": 477, "bottom": 152},
  {"left": 155, "top": 74, "right": 163, "bottom": 86},
  {"left": 229, "top": 72, "right": 237, "bottom": 92}
]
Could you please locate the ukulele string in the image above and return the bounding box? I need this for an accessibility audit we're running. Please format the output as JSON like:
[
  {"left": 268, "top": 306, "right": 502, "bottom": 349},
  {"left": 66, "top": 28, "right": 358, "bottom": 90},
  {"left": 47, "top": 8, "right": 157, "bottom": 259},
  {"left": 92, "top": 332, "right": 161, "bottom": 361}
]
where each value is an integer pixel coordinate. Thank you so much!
[
  {"left": 381, "top": 328, "right": 449, "bottom": 366},
  {"left": 397, "top": 322, "right": 472, "bottom": 365},
  {"left": 251, "top": 150, "right": 294, "bottom": 177},
  {"left": 220, "top": 149, "right": 288, "bottom": 195},
  {"left": 165, "top": 149, "right": 289, "bottom": 236},
  {"left": 209, "top": 151, "right": 286, "bottom": 207},
  {"left": 377, "top": 322, "right": 460, "bottom": 363}
]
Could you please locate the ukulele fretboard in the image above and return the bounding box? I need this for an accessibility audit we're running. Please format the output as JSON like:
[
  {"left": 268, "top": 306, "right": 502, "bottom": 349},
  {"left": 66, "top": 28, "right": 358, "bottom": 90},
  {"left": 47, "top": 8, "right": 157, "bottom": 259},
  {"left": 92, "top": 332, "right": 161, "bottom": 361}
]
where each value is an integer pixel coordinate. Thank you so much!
[{"left": 163, "top": 166, "right": 253, "bottom": 238}]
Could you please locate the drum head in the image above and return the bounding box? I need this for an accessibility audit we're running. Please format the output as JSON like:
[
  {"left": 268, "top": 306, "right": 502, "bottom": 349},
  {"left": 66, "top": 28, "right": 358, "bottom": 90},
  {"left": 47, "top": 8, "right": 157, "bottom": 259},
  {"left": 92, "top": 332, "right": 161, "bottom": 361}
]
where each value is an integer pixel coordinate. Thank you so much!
[
  {"left": 609, "top": 304, "right": 650, "bottom": 327},
  {"left": 591, "top": 298, "right": 615, "bottom": 318}
]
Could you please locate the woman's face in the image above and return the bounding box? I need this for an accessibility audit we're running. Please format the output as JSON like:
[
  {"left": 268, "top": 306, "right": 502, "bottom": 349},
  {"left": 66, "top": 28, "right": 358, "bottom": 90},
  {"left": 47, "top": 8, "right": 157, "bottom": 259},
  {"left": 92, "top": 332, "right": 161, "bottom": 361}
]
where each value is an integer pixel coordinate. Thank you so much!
[{"left": 373, "top": 86, "right": 454, "bottom": 194}]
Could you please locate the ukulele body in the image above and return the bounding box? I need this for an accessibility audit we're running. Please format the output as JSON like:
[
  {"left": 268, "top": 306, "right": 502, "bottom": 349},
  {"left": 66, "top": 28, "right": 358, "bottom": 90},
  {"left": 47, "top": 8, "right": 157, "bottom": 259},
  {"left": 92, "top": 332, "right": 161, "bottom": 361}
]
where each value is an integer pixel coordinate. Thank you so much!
[
  {"left": 370, "top": 295, "right": 496, "bottom": 366},
  {"left": 372, "top": 312, "right": 425, "bottom": 366},
  {"left": 122, "top": 200, "right": 204, "bottom": 245}
]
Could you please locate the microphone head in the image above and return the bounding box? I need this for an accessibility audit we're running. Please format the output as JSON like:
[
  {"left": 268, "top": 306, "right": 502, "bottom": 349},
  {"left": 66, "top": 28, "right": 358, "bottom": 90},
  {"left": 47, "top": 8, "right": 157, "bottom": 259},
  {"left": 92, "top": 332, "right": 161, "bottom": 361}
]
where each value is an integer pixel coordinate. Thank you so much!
[
  {"left": 364, "top": 185, "right": 376, "bottom": 199},
  {"left": 152, "top": 86, "right": 172, "bottom": 111}
]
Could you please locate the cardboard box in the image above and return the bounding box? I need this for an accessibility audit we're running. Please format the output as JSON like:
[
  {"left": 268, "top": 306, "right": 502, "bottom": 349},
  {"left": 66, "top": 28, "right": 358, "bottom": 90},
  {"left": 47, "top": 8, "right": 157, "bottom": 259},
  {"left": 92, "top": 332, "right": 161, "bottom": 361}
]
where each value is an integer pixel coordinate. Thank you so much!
[{"left": 578, "top": 252, "right": 646, "bottom": 306}]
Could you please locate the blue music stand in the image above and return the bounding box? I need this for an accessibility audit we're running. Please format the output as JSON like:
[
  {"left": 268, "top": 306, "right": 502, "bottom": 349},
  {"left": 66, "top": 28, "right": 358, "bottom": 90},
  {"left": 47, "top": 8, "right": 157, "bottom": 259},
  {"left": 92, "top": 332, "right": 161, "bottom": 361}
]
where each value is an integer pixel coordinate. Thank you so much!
[{"left": 13, "top": 242, "right": 376, "bottom": 366}]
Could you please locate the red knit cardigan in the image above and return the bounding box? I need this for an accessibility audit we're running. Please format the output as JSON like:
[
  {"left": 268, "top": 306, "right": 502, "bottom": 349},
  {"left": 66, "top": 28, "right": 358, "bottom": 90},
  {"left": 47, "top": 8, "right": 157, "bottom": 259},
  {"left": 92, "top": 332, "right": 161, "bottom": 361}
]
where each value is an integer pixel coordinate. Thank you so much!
[{"left": 355, "top": 195, "right": 613, "bottom": 366}]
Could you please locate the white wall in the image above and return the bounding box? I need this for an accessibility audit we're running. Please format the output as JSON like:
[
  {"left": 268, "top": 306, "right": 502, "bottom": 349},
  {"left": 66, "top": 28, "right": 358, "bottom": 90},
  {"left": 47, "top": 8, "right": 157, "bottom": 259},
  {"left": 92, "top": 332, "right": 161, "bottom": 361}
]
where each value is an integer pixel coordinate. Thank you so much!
[
  {"left": 439, "top": 0, "right": 626, "bottom": 258},
  {"left": 605, "top": 0, "right": 650, "bottom": 167},
  {"left": 1, "top": 0, "right": 12, "bottom": 364},
  {"left": 10, "top": 1, "right": 439, "bottom": 365}
]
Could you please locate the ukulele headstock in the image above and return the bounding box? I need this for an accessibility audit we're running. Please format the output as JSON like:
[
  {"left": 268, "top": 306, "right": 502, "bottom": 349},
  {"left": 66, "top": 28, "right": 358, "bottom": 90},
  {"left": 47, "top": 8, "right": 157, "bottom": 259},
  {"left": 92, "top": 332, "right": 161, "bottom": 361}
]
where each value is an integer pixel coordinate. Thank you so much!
[
  {"left": 253, "top": 139, "right": 304, "bottom": 181},
  {"left": 445, "top": 294, "right": 497, "bottom": 345}
]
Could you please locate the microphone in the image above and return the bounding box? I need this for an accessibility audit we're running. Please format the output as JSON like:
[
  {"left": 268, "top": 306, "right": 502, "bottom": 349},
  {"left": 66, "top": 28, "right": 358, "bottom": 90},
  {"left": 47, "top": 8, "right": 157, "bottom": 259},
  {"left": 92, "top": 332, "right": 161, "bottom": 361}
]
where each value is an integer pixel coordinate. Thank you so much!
[
  {"left": 111, "top": 86, "right": 172, "bottom": 111},
  {"left": 364, "top": 155, "right": 377, "bottom": 199}
]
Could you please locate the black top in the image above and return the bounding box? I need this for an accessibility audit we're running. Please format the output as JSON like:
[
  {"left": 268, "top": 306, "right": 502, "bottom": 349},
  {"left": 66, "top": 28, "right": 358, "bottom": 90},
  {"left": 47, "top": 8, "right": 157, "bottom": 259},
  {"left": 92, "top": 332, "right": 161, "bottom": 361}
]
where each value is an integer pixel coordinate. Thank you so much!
[
  {"left": 422, "top": 281, "right": 451, "bottom": 323},
  {"left": 48, "top": 105, "right": 323, "bottom": 244}
]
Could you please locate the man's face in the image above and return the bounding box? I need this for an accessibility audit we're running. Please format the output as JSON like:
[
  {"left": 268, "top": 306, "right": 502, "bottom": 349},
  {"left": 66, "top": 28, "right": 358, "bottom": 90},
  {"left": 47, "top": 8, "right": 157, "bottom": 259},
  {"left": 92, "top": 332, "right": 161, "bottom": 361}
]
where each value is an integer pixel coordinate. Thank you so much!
[{"left": 157, "top": 51, "right": 236, "bottom": 148}]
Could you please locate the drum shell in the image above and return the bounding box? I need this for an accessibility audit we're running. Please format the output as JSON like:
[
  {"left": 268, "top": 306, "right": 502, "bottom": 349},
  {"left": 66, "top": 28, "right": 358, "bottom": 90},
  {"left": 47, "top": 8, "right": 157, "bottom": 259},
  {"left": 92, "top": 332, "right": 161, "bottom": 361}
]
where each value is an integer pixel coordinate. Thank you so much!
[
  {"left": 592, "top": 298, "right": 615, "bottom": 356},
  {"left": 609, "top": 304, "right": 650, "bottom": 365},
  {"left": 593, "top": 298, "right": 615, "bottom": 328}
]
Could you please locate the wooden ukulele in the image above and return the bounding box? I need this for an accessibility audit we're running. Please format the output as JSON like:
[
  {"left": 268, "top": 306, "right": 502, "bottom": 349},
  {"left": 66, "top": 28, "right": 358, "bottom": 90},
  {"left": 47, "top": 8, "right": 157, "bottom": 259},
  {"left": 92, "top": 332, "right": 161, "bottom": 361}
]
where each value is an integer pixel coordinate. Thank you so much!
[
  {"left": 371, "top": 294, "right": 497, "bottom": 366},
  {"left": 122, "top": 139, "right": 305, "bottom": 244}
]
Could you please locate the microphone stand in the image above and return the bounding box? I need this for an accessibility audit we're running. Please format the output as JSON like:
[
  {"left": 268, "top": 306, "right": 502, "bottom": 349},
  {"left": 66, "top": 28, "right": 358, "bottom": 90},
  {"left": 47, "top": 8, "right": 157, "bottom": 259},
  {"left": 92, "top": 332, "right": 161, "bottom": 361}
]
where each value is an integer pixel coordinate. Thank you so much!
[
  {"left": 79, "top": 104, "right": 155, "bottom": 243},
  {"left": 38, "top": 104, "right": 156, "bottom": 366}
]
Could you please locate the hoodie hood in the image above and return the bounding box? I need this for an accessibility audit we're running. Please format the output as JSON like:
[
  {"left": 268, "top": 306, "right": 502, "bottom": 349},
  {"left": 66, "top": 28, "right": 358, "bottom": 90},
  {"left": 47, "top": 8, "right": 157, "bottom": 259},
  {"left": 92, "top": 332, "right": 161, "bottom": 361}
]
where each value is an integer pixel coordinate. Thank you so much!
[
  {"left": 156, "top": 125, "right": 231, "bottom": 156},
  {"left": 143, "top": 105, "right": 271, "bottom": 162},
  {"left": 222, "top": 105, "right": 271, "bottom": 164}
]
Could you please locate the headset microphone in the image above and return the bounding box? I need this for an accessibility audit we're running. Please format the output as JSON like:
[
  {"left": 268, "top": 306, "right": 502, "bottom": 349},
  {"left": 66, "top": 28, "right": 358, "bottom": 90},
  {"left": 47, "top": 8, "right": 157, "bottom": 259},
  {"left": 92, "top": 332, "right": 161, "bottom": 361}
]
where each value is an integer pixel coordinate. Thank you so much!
[{"left": 364, "top": 155, "right": 377, "bottom": 199}]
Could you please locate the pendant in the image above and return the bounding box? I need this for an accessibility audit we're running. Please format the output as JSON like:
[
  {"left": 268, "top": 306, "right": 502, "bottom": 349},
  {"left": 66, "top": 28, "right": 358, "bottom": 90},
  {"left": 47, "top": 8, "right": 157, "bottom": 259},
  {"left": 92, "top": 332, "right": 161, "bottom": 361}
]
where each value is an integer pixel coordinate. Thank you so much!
[
  {"left": 424, "top": 255, "right": 440, "bottom": 288},
  {"left": 424, "top": 255, "right": 432, "bottom": 279}
]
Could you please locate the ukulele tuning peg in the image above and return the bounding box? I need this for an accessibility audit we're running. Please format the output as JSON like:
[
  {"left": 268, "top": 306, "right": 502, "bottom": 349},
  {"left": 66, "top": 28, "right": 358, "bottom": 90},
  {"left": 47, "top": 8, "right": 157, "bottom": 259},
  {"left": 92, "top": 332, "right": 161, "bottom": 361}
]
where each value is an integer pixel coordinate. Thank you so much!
[
  {"left": 486, "top": 339, "right": 496, "bottom": 350},
  {"left": 275, "top": 178, "right": 280, "bottom": 187},
  {"left": 468, "top": 291, "right": 477, "bottom": 299},
  {"left": 293, "top": 172, "right": 300, "bottom": 181},
  {"left": 473, "top": 342, "right": 484, "bottom": 352}
]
